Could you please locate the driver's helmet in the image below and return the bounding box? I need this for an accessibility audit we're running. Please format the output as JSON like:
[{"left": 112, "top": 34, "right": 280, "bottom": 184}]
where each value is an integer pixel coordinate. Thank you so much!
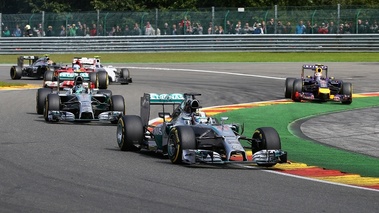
[
  {"left": 73, "top": 64, "right": 81, "bottom": 71},
  {"left": 314, "top": 67, "right": 323, "bottom": 81},
  {"left": 74, "top": 75, "right": 84, "bottom": 86}
]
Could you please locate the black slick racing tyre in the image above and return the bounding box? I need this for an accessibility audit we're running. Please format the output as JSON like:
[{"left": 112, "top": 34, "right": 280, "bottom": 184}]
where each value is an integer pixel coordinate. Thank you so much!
[
  {"left": 97, "top": 71, "right": 109, "bottom": 89},
  {"left": 341, "top": 82, "right": 353, "bottom": 105},
  {"left": 89, "top": 72, "right": 98, "bottom": 88},
  {"left": 167, "top": 126, "right": 196, "bottom": 164},
  {"left": 44, "top": 94, "right": 60, "bottom": 122},
  {"left": 284, "top": 78, "right": 295, "bottom": 98},
  {"left": 291, "top": 79, "right": 303, "bottom": 102},
  {"left": 121, "top": 68, "right": 130, "bottom": 85},
  {"left": 36, "top": 88, "right": 52, "bottom": 114},
  {"left": 44, "top": 70, "right": 54, "bottom": 81},
  {"left": 110, "top": 95, "right": 125, "bottom": 124},
  {"left": 252, "top": 127, "right": 282, "bottom": 167},
  {"left": 117, "top": 115, "right": 144, "bottom": 151},
  {"left": 10, "top": 66, "right": 22, "bottom": 80},
  {"left": 252, "top": 127, "right": 281, "bottom": 153}
]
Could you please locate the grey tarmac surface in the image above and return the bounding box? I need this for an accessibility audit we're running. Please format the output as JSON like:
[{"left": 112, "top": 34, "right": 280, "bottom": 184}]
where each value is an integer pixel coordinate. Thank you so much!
[{"left": 0, "top": 62, "right": 378, "bottom": 212}]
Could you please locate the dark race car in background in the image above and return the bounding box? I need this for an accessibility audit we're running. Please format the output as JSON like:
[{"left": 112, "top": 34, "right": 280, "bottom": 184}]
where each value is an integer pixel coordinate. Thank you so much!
[
  {"left": 285, "top": 64, "right": 353, "bottom": 104},
  {"left": 10, "top": 55, "right": 61, "bottom": 80},
  {"left": 116, "top": 93, "right": 287, "bottom": 167}
]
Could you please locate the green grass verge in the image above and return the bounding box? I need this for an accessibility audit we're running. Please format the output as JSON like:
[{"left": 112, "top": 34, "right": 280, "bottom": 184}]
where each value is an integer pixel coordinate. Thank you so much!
[
  {"left": 215, "top": 97, "right": 379, "bottom": 177},
  {"left": 0, "top": 81, "right": 27, "bottom": 87},
  {"left": 1, "top": 52, "right": 379, "bottom": 64}
]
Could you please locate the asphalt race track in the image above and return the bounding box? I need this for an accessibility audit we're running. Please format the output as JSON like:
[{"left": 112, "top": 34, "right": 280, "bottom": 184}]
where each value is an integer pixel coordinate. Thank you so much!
[{"left": 0, "top": 62, "right": 378, "bottom": 212}]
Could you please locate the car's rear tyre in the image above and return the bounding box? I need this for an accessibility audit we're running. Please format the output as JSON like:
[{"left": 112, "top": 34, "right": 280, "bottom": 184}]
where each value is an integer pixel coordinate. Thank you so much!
[
  {"left": 117, "top": 115, "right": 144, "bottom": 151},
  {"left": 36, "top": 88, "right": 52, "bottom": 114},
  {"left": 97, "top": 71, "right": 109, "bottom": 89},
  {"left": 167, "top": 126, "right": 196, "bottom": 164},
  {"left": 44, "top": 70, "right": 54, "bottom": 81},
  {"left": 291, "top": 79, "right": 303, "bottom": 102},
  {"left": 38, "top": 66, "right": 49, "bottom": 79},
  {"left": 284, "top": 78, "right": 295, "bottom": 98},
  {"left": 341, "top": 82, "right": 353, "bottom": 105},
  {"left": 89, "top": 72, "right": 98, "bottom": 88},
  {"left": 10, "top": 66, "right": 22, "bottom": 80},
  {"left": 110, "top": 95, "right": 125, "bottom": 124},
  {"left": 44, "top": 94, "right": 60, "bottom": 122},
  {"left": 121, "top": 68, "right": 130, "bottom": 85},
  {"left": 252, "top": 127, "right": 282, "bottom": 167}
]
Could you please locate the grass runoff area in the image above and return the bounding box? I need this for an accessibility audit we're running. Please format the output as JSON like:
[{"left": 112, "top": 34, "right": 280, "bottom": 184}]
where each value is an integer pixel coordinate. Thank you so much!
[
  {"left": 214, "top": 97, "right": 379, "bottom": 177},
  {"left": 0, "top": 52, "right": 379, "bottom": 64},
  {"left": 1, "top": 52, "right": 378, "bottom": 177}
]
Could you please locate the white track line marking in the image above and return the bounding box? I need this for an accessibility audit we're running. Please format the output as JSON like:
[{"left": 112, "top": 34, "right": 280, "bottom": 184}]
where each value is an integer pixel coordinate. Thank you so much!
[{"left": 126, "top": 66, "right": 285, "bottom": 80}]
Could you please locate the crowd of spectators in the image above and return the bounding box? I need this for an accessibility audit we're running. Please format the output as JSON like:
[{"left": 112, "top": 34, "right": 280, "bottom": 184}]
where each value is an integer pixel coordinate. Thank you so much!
[{"left": 2, "top": 18, "right": 379, "bottom": 37}]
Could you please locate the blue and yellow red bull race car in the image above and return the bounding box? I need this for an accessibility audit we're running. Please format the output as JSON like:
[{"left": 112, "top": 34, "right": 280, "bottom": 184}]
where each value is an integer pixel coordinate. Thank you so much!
[
  {"left": 116, "top": 93, "right": 287, "bottom": 167},
  {"left": 284, "top": 64, "right": 352, "bottom": 104}
]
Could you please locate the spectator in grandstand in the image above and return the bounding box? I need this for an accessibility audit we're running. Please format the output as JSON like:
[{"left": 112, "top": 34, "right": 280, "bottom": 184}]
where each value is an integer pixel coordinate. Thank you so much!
[
  {"left": 98, "top": 24, "right": 104, "bottom": 36},
  {"left": 369, "top": 21, "right": 378, "bottom": 33},
  {"left": 108, "top": 26, "right": 116, "bottom": 36},
  {"left": 67, "top": 24, "right": 76, "bottom": 36},
  {"left": 82, "top": 23, "right": 89, "bottom": 36},
  {"left": 90, "top": 23, "right": 97, "bottom": 36},
  {"left": 266, "top": 18, "right": 275, "bottom": 34},
  {"left": 172, "top": 24, "right": 177, "bottom": 35},
  {"left": 114, "top": 25, "right": 122, "bottom": 36},
  {"left": 284, "top": 21, "right": 292, "bottom": 34},
  {"left": 2, "top": 26, "right": 11, "bottom": 37},
  {"left": 295, "top": 20, "right": 306, "bottom": 34},
  {"left": 12, "top": 24, "right": 22, "bottom": 37},
  {"left": 328, "top": 21, "right": 337, "bottom": 34},
  {"left": 305, "top": 20, "right": 316, "bottom": 34},
  {"left": 33, "top": 23, "right": 44, "bottom": 37},
  {"left": 243, "top": 22, "right": 253, "bottom": 34},
  {"left": 124, "top": 25, "right": 131, "bottom": 36},
  {"left": 253, "top": 23, "right": 264, "bottom": 34},
  {"left": 276, "top": 20, "right": 284, "bottom": 34},
  {"left": 226, "top": 20, "right": 235, "bottom": 34},
  {"left": 318, "top": 22, "right": 329, "bottom": 34},
  {"left": 162, "top": 22, "right": 170, "bottom": 35},
  {"left": 59, "top": 25, "right": 66, "bottom": 36},
  {"left": 343, "top": 23, "right": 352, "bottom": 34},
  {"left": 235, "top": 21, "right": 242, "bottom": 34},
  {"left": 357, "top": 19, "right": 366, "bottom": 34},
  {"left": 45, "top": 26, "right": 54, "bottom": 36},
  {"left": 24, "top": 24, "right": 33, "bottom": 37},
  {"left": 132, "top": 23, "right": 141, "bottom": 35},
  {"left": 76, "top": 23, "right": 84, "bottom": 36},
  {"left": 218, "top": 25, "right": 224, "bottom": 34},
  {"left": 145, "top": 22, "right": 155, "bottom": 35},
  {"left": 261, "top": 20, "right": 266, "bottom": 34}
]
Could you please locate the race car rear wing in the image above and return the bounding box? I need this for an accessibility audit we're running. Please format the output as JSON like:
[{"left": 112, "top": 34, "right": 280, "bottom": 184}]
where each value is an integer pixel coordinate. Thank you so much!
[
  {"left": 302, "top": 64, "right": 329, "bottom": 78},
  {"left": 140, "top": 93, "right": 184, "bottom": 127}
]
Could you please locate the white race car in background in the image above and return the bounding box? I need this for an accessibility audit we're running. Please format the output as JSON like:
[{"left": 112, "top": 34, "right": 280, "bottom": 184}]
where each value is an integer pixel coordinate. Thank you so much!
[{"left": 73, "top": 57, "right": 133, "bottom": 85}]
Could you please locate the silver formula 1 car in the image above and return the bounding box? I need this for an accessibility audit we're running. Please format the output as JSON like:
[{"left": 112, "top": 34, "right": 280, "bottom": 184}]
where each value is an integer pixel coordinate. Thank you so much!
[
  {"left": 39, "top": 75, "right": 125, "bottom": 124},
  {"left": 116, "top": 93, "right": 287, "bottom": 167}
]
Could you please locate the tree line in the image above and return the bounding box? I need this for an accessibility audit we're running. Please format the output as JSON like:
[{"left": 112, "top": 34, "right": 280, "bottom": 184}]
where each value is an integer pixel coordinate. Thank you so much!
[{"left": 1, "top": 0, "right": 378, "bottom": 14}]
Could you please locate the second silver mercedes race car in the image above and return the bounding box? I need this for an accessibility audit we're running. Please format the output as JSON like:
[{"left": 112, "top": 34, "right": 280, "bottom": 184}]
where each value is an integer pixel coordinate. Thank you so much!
[{"left": 116, "top": 93, "right": 287, "bottom": 167}]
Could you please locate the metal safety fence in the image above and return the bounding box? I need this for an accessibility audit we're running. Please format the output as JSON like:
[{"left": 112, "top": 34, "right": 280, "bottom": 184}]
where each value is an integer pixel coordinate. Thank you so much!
[{"left": 0, "top": 34, "right": 378, "bottom": 54}]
